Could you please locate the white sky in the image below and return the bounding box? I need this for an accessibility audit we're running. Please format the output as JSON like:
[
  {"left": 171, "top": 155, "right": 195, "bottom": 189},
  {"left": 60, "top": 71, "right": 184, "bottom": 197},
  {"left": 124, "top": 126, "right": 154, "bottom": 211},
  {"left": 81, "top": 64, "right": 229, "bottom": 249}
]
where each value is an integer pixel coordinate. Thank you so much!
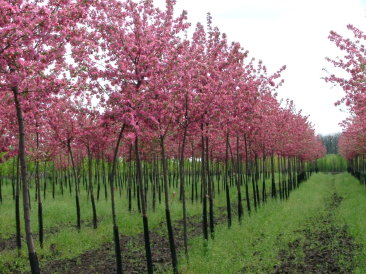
[{"left": 155, "top": 0, "right": 366, "bottom": 135}]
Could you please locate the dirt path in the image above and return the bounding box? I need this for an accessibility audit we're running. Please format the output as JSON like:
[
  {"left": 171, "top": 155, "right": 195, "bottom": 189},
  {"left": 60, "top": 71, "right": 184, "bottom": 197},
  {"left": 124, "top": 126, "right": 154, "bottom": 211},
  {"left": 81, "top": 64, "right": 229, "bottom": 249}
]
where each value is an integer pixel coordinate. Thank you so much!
[
  {"left": 0, "top": 218, "right": 100, "bottom": 253},
  {"left": 274, "top": 177, "right": 359, "bottom": 273},
  {"left": 36, "top": 207, "right": 232, "bottom": 274},
  {"left": 0, "top": 235, "right": 17, "bottom": 252}
]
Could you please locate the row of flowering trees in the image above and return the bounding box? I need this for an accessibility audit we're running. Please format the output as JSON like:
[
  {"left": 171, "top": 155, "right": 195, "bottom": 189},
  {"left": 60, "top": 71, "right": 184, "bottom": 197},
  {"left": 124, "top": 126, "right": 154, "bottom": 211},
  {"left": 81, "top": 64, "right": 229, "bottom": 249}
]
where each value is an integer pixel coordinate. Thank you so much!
[
  {"left": 0, "top": 0, "right": 325, "bottom": 273},
  {"left": 326, "top": 24, "right": 366, "bottom": 179}
]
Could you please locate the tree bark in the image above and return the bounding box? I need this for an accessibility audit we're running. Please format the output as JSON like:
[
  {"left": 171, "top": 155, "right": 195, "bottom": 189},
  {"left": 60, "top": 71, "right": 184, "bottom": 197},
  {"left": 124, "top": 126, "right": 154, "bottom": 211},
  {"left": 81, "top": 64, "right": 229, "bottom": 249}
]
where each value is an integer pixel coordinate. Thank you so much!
[
  {"left": 12, "top": 86, "right": 40, "bottom": 274},
  {"left": 235, "top": 135, "right": 244, "bottom": 222},
  {"left": 135, "top": 135, "right": 153, "bottom": 274},
  {"left": 67, "top": 140, "right": 81, "bottom": 230},
  {"left": 110, "top": 124, "right": 126, "bottom": 274},
  {"left": 243, "top": 134, "right": 251, "bottom": 214},
  {"left": 87, "top": 146, "right": 97, "bottom": 229},
  {"left": 201, "top": 125, "right": 208, "bottom": 240},
  {"left": 271, "top": 152, "right": 276, "bottom": 198},
  {"left": 179, "top": 125, "right": 189, "bottom": 259},
  {"left": 15, "top": 156, "right": 22, "bottom": 252},
  {"left": 160, "top": 135, "right": 178, "bottom": 273},
  {"left": 206, "top": 136, "right": 215, "bottom": 237},
  {"left": 225, "top": 133, "right": 232, "bottom": 228},
  {"left": 35, "top": 124, "right": 44, "bottom": 248}
]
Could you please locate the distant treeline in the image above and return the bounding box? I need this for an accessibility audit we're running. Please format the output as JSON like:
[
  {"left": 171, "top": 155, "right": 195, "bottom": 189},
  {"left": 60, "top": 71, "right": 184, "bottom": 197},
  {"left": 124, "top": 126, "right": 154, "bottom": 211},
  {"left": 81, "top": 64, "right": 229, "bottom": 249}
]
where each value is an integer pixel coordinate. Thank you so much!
[{"left": 319, "top": 133, "right": 340, "bottom": 154}]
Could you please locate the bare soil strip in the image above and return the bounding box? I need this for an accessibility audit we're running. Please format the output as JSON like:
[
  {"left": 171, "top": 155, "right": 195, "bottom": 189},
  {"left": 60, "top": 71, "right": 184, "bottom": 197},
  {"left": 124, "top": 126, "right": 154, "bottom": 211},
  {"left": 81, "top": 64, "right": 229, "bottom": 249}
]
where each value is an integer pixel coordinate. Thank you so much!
[
  {"left": 17, "top": 208, "right": 231, "bottom": 274},
  {"left": 274, "top": 191, "right": 360, "bottom": 273},
  {"left": 0, "top": 235, "right": 17, "bottom": 252},
  {"left": 41, "top": 213, "right": 227, "bottom": 273},
  {"left": 0, "top": 219, "right": 100, "bottom": 253}
]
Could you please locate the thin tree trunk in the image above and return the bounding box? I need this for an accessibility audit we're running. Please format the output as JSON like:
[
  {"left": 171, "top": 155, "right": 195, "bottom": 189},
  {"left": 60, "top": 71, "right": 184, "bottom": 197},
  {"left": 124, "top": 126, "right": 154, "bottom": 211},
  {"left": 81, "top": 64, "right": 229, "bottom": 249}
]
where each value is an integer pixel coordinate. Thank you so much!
[
  {"left": 225, "top": 133, "right": 232, "bottom": 227},
  {"left": 135, "top": 135, "right": 153, "bottom": 274},
  {"left": 235, "top": 136, "right": 244, "bottom": 223},
  {"left": 271, "top": 152, "right": 276, "bottom": 198},
  {"left": 254, "top": 154, "right": 260, "bottom": 207},
  {"left": 35, "top": 125, "right": 44, "bottom": 248},
  {"left": 35, "top": 160, "right": 44, "bottom": 248},
  {"left": 201, "top": 126, "right": 208, "bottom": 240},
  {"left": 15, "top": 156, "right": 22, "bottom": 251},
  {"left": 110, "top": 124, "right": 126, "bottom": 274},
  {"left": 179, "top": 122, "right": 189, "bottom": 260},
  {"left": 67, "top": 140, "right": 81, "bottom": 230},
  {"left": 160, "top": 136, "right": 178, "bottom": 273},
  {"left": 277, "top": 155, "right": 283, "bottom": 200},
  {"left": 128, "top": 144, "right": 133, "bottom": 212},
  {"left": 262, "top": 146, "right": 266, "bottom": 203},
  {"left": 243, "top": 134, "right": 251, "bottom": 214},
  {"left": 206, "top": 136, "right": 215, "bottom": 237},
  {"left": 12, "top": 86, "right": 40, "bottom": 273},
  {"left": 87, "top": 146, "right": 98, "bottom": 229},
  {"left": 11, "top": 158, "right": 15, "bottom": 200}
]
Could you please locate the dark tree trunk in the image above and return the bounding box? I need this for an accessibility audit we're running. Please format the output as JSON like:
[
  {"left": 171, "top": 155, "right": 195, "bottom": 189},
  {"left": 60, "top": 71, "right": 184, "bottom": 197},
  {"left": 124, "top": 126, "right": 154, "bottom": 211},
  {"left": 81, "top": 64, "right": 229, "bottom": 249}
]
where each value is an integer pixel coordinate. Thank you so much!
[
  {"left": 243, "top": 134, "right": 251, "bottom": 214},
  {"left": 128, "top": 144, "right": 133, "bottom": 212},
  {"left": 12, "top": 86, "right": 40, "bottom": 274},
  {"left": 254, "top": 154, "right": 260, "bottom": 207},
  {"left": 110, "top": 124, "right": 126, "bottom": 274},
  {"left": 262, "top": 147, "right": 266, "bottom": 203},
  {"left": 201, "top": 127, "right": 208, "bottom": 241},
  {"left": 160, "top": 136, "right": 178, "bottom": 273},
  {"left": 280, "top": 158, "right": 284, "bottom": 199},
  {"left": 225, "top": 133, "right": 232, "bottom": 228},
  {"left": 15, "top": 156, "right": 22, "bottom": 251},
  {"left": 179, "top": 121, "right": 189, "bottom": 260},
  {"left": 235, "top": 136, "right": 244, "bottom": 223},
  {"left": 87, "top": 147, "right": 98, "bottom": 229},
  {"left": 11, "top": 158, "right": 15, "bottom": 200},
  {"left": 67, "top": 141, "right": 81, "bottom": 230},
  {"left": 135, "top": 136, "right": 153, "bottom": 274},
  {"left": 271, "top": 152, "right": 276, "bottom": 198},
  {"left": 35, "top": 126, "right": 44, "bottom": 248},
  {"left": 206, "top": 136, "right": 215, "bottom": 238}
]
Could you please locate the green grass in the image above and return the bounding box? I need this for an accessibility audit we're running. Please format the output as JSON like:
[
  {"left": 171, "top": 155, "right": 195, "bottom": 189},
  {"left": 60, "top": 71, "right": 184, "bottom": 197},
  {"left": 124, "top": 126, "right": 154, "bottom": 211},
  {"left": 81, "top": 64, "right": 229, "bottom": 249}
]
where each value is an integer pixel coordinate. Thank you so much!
[
  {"left": 175, "top": 172, "right": 366, "bottom": 273},
  {"left": 177, "top": 173, "right": 334, "bottom": 273},
  {"left": 4, "top": 169, "right": 366, "bottom": 273},
  {"left": 334, "top": 173, "right": 366, "bottom": 273},
  {"left": 0, "top": 172, "right": 282, "bottom": 273},
  {"left": 0, "top": 179, "right": 225, "bottom": 272}
]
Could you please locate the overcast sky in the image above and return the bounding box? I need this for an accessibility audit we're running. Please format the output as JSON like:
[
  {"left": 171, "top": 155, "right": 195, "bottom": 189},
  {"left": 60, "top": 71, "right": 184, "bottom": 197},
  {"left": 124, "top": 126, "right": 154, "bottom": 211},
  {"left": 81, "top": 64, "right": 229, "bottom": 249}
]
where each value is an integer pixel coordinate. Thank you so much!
[{"left": 155, "top": 0, "right": 366, "bottom": 135}]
